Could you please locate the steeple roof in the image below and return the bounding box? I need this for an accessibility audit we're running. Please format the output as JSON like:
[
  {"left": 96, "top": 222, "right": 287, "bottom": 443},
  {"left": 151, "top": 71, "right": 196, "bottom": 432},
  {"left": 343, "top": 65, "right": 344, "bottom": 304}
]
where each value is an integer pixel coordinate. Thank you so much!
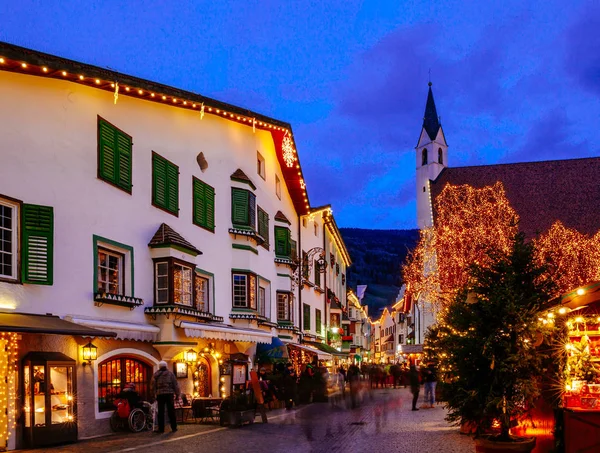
[{"left": 423, "top": 82, "right": 441, "bottom": 141}]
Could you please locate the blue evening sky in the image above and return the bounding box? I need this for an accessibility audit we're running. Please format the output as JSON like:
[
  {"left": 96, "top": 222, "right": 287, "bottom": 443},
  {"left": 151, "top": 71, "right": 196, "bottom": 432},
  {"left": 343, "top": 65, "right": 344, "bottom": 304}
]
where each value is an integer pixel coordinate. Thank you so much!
[{"left": 2, "top": 0, "right": 599, "bottom": 229}]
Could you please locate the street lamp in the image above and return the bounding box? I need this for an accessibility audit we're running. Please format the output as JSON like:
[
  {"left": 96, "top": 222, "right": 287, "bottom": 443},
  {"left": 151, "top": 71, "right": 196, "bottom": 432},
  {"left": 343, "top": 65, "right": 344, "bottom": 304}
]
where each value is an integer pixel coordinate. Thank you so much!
[
  {"left": 82, "top": 342, "right": 98, "bottom": 366},
  {"left": 184, "top": 348, "right": 198, "bottom": 363}
]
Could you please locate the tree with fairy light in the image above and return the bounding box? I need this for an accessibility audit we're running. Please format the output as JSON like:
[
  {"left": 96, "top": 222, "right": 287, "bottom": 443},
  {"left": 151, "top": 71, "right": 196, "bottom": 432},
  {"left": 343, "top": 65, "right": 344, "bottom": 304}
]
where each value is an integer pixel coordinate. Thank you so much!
[{"left": 437, "top": 232, "right": 556, "bottom": 446}]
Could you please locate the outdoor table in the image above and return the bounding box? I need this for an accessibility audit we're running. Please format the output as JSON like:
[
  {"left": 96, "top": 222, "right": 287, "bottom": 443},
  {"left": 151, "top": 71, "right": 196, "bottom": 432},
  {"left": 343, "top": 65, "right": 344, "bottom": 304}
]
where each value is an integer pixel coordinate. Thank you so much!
[{"left": 192, "top": 397, "right": 223, "bottom": 423}]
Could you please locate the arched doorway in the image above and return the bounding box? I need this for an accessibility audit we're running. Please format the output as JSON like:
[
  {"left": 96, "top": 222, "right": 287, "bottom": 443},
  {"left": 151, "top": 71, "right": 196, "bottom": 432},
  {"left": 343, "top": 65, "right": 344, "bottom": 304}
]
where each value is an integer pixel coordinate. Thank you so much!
[
  {"left": 97, "top": 356, "right": 152, "bottom": 412},
  {"left": 192, "top": 356, "right": 212, "bottom": 397}
]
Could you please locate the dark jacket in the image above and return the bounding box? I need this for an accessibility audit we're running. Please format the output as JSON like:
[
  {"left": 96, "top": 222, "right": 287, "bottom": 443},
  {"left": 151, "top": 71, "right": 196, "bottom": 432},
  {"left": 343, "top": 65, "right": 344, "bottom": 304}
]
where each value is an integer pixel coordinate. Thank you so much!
[
  {"left": 152, "top": 368, "right": 180, "bottom": 397},
  {"left": 409, "top": 366, "right": 420, "bottom": 390}
]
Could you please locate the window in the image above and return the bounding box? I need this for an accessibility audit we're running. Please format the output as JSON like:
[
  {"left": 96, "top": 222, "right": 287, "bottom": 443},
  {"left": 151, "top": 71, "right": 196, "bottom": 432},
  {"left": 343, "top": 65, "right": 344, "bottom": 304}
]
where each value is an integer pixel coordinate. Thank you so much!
[
  {"left": 314, "top": 222, "right": 318, "bottom": 236},
  {"left": 97, "top": 247, "right": 123, "bottom": 295},
  {"left": 303, "top": 303, "right": 311, "bottom": 331},
  {"left": 438, "top": 147, "right": 443, "bottom": 164},
  {"left": 97, "top": 117, "right": 132, "bottom": 193},
  {"left": 259, "top": 286, "right": 266, "bottom": 316},
  {"left": 232, "top": 272, "right": 257, "bottom": 309},
  {"left": 257, "top": 207, "right": 269, "bottom": 249},
  {"left": 275, "top": 175, "right": 281, "bottom": 199},
  {"left": 98, "top": 357, "right": 151, "bottom": 412},
  {"left": 154, "top": 258, "right": 208, "bottom": 311},
  {"left": 258, "top": 278, "right": 271, "bottom": 319},
  {"left": 277, "top": 292, "right": 293, "bottom": 322},
  {"left": 231, "top": 188, "right": 256, "bottom": 229},
  {"left": 399, "top": 334, "right": 404, "bottom": 344},
  {"left": 302, "top": 251, "right": 309, "bottom": 280},
  {"left": 193, "top": 177, "right": 215, "bottom": 232},
  {"left": 152, "top": 153, "right": 179, "bottom": 215},
  {"left": 195, "top": 275, "right": 209, "bottom": 312},
  {"left": 173, "top": 263, "right": 193, "bottom": 306},
  {"left": 274, "top": 226, "right": 291, "bottom": 258},
  {"left": 0, "top": 197, "right": 19, "bottom": 281},
  {"left": 314, "top": 259, "right": 321, "bottom": 287},
  {"left": 302, "top": 218, "right": 307, "bottom": 228},
  {"left": 316, "top": 309, "right": 322, "bottom": 334},
  {"left": 257, "top": 151, "right": 265, "bottom": 180},
  {"left": 422, "top": 148, "right": 428, "bottom": 166}
]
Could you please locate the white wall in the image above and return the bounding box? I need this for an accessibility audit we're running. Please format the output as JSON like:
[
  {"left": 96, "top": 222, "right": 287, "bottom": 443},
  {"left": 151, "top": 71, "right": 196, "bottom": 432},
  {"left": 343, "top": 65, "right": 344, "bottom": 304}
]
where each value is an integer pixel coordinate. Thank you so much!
[
  {"left": 299, "top": 214, "right": 325, "bottom": 337},
  {"left": 0, "top": 70, "right": 298, "bottom": 327}
]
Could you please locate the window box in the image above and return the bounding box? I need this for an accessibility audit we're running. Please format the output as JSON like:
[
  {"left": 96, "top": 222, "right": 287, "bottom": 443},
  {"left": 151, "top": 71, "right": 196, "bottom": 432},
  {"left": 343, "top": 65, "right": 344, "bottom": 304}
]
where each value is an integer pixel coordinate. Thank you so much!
[
  {"left": 94, "top": 292, "right": 143, "bottom": 309},
  {"left": 144, "top": 305, "right": 223, "bottom": 323}
]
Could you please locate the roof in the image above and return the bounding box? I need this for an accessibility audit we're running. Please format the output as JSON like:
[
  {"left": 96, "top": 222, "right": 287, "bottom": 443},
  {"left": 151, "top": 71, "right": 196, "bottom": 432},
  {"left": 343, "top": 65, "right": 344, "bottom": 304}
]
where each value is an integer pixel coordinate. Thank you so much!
[
  {"left": 323, "top": 211, "right": 352, "bottom": 267},
  {"left": 0, "top": 312, "right": 116, "bottom": 337},
  {"left": 303, "top": 340, "right": 346, "bottom": 356},
  {"left": 148, "top": 223, "right": 202, "bottom": 256},
  {"left": 423, "top": 83, "right": 441, "bottom": 141},
  {"left": 0, "top": 41, "right": 310, "bottom": 215},
  {"left": 230, "top": 169, "right": 256, "bottom": 190},
  {"left": 430, "top": 157, "right": 600, "bottom": 239},
  {"left": 274, "top": 210, "right": 291, "bottom": 225}
]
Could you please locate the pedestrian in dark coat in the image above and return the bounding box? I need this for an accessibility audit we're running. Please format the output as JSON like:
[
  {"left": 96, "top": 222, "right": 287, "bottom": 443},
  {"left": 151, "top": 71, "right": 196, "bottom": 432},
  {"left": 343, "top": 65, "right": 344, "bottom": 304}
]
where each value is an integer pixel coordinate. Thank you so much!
[
  {"left": 152, "top": 361, "right": 180, "bottom": 433},
  {"left": 409, "top": 364, "right": 420, "bottom": 411}
]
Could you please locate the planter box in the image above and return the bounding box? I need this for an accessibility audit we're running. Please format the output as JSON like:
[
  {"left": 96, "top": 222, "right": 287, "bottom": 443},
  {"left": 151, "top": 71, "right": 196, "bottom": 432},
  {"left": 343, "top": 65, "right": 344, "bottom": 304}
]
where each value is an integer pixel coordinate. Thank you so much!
[{"left": 219, "top": 409, "right": 256, "bottom": 427}]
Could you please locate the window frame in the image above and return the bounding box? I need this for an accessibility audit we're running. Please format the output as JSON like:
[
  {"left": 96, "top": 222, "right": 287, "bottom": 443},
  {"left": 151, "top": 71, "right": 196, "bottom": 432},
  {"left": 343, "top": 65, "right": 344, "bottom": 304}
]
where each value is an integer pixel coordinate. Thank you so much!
[
  {"left": 97, "top": 247, "right": 125, "bottom": 296},
  {"left": 97, "top": 356, "right": 151, "bottom": 413},
  {"left": 232, "top": 271, "right": 258, "bottom": 310},
  {"left": 276, "top": 291, "right": 293, "bottom": 322},
  {"left": 0, "top": 195, "right": 21, "bottom": 283},
  {"left": 153, "top": 257, "right": 198, "bottom": 307},
  {"left": 303, "top": 303, "right": 311, "bottom": 331},
  {"left": 257, "top": 151, "right": 266, "bottom": 180},
  {"left": 93, "top": 235, "right": 134, "bottom": 297},
  {"left": 275, "top": 175, "right": 281, "bottom": 200},
  {"left": 195, "top": 274, "right": 210, "bottom": 312}
]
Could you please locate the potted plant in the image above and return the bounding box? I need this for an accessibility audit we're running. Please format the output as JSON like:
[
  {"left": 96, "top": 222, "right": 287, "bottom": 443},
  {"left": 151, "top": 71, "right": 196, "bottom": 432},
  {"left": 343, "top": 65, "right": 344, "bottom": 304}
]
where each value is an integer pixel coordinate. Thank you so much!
[
  {"left": 219, "top": 389, "right": 256, "bottom": 427},
  {"left": 434, "top": 233, "right": 555, "bottom": 452}
]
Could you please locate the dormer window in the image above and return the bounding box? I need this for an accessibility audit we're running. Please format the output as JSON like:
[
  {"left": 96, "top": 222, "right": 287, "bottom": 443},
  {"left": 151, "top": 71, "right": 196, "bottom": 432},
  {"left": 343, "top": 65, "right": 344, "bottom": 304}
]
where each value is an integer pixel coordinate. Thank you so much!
[
  {"left": 422, "top": 149, "right": 428, "bottom": 166},
  {"left": 438, "top": 147, "right": 443, "bottom": 164}
]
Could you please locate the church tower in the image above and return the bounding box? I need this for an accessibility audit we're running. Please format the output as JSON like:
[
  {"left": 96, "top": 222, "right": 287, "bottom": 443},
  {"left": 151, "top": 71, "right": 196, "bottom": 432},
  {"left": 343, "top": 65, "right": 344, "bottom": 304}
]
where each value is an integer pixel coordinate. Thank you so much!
[{"left": 416, "top": 82, "right": 448, "bottom": 229}]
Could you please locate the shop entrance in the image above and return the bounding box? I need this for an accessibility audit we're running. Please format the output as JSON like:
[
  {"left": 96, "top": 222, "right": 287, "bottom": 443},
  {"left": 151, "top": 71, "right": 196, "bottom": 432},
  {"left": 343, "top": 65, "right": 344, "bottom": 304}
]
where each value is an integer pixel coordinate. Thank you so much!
[
  {"left": 22, "top": 352, "right": 76, "bottom": 448},
  {"left": 193, "top": 356, "right": 211, "bottom": 397}
]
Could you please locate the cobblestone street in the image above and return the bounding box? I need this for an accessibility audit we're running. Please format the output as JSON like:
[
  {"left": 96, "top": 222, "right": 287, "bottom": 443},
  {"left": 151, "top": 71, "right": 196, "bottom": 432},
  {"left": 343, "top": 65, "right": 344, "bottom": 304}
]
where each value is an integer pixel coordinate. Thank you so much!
[{"left": 19, "top": 388, "right": 473, "bottom": 453}]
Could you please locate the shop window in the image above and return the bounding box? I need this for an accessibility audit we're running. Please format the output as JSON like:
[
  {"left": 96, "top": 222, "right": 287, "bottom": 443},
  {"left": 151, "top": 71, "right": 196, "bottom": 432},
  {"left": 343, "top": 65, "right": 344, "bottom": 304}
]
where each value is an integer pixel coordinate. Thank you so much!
[
  {"left": 232, "top": 271, "right": 257, "bottom": 309},
  {"left": 98, "top": 357, "right": 151, "bottom": 412},
  {"left": 277, "top": 291, "right": 293, "bottom": 322}
]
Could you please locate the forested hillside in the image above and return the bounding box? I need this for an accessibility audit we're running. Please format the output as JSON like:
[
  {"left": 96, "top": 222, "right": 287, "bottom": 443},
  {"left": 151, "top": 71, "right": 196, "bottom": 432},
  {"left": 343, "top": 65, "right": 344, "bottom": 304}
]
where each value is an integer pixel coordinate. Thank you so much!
[{"left": 339, "top": 228, "right": 419, "bottom": 315}]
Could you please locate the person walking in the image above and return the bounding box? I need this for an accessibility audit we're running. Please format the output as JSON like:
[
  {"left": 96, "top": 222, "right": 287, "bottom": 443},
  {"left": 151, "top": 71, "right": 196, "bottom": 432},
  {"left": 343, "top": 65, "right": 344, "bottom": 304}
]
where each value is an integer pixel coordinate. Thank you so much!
[
  {"left": 409, "top": 364, "right": 420, "bottom": 411},
  {"left": 423, "top": 361, "right": 438, "bottom": 408},
  {"left": 152, "top": 360, "right": 180, "bottom": 433}
]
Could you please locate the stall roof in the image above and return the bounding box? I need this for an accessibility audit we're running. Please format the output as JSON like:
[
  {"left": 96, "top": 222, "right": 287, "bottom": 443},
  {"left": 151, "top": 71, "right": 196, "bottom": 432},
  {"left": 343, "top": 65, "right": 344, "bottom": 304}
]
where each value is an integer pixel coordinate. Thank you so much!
[
  {"left": 304, "top": 340, "right": 347, "bottom": 357},
  {"left": 0, "top": 312, "right": 116, "bottom": 337}
]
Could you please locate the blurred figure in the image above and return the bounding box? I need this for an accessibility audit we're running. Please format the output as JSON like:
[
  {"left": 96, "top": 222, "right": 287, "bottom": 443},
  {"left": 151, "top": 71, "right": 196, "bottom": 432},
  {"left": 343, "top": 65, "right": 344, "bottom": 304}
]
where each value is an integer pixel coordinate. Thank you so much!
[
  {"left": 313, "top": 366, "right": 328, "bottom": 402},
  {"left": 299, "top": 364, "right": 315, "bottom": 404},
  {"left": 423, "top": 362, "right": 438, "bottom": 408},
  {"left": 409, "top": 364, "right": 420, "bottom": 411},
  {"left": 337, "top": 367, "right": 346, "bottom": 398},
  {"left": 283, "top": 363, "right": 298, "bottom": 410},
  {"left": 348, "top": 363, "right": 361, "bottom": 409},
  {"left": 390, "top": 363, "right": 402, "bottom": 389}
]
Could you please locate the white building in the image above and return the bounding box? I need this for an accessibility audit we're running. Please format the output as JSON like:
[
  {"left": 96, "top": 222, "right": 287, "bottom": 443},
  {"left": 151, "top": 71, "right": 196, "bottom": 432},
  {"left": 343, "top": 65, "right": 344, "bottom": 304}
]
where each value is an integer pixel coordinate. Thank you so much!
[{"left": 0, "top": 42, "right": 312, "bottom": 449}]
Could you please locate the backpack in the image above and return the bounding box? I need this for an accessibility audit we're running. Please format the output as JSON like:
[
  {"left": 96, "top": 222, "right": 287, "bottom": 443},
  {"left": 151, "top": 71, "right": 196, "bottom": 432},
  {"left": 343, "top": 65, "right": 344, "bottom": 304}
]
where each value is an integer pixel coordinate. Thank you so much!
[{"left": 116, "top": 398, "right": 131, "bottom": 418}]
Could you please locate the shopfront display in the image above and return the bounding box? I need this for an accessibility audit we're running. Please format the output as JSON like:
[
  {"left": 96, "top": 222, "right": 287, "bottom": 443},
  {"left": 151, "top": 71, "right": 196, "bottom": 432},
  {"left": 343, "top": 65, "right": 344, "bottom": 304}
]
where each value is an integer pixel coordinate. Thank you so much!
[{"left": 22, "top": 352, "right": 76, "bottom": 448}]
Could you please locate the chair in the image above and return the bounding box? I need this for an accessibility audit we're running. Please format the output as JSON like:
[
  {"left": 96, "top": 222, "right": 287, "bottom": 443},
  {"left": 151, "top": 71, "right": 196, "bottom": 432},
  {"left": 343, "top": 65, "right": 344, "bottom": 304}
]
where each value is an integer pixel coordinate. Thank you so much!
[
  {"left": 174, "top": 394, "right": 193, "bottom": 423},
  {"left": 192, "top": 399, "right": 220, "bottom": 423}
]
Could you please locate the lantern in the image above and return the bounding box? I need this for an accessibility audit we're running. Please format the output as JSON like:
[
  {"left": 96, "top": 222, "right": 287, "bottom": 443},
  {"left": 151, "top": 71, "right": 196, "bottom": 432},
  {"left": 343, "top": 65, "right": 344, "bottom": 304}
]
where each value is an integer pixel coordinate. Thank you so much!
[
  {"left": 184, "top": 348, "right": 198, "bottom": 363},
  {"left": 82, "top": 342, "right": 97, "bottom": 366}
]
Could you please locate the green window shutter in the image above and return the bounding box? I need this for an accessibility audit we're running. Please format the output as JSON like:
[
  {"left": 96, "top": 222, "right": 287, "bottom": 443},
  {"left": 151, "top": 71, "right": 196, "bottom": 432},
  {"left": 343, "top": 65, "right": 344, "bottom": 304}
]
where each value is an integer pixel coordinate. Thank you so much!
[
  {"left": 315, "top": 260, "right": 321, "bottom": 287},
  {"left": 303, "top": 304, "right": 310, "bottom": 331},
  {"left": 257, "top": 207, "right": 269, "bottom": 245},
  {"left": 290, "top": 239, "right": 297, "bottom": 260},
  {"left": 98, "top": 118, "right": 132, "bottom": 192},
  {"left": 316, "top": 309, "right": 322, "bottom": 334},
  {"left": 166, "top": 162, "right": 179, "bottom": 214},
  {"left": 205, "top": 185, "right": 215, "bottom": 230},
  {"left": 153, "top": 154, "right": 178, "bottom": 215},
  {"left": 193, "top": 178, "right": 215, "bottom": 231},
  {"left": 116, "top": 132, "right": 132, "bottom": 191},
  {"left": 248, "top": 192, "right": 256, "bottom": 230},
  {"left": 231, "top": 188, "right": 249, "bottom": 226},
  {"left": 275, "top": 227, "right": 290, "bottom": 257},
  {"left": 22, "top": 204, "right": 53, "bottom": 285}
]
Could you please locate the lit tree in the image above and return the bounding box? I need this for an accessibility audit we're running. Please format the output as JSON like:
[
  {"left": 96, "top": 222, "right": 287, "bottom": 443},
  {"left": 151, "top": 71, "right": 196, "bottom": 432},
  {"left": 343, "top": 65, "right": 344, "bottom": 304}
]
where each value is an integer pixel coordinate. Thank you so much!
[{"left": 533, "top": 221, "right": 600, "bottom": 297}]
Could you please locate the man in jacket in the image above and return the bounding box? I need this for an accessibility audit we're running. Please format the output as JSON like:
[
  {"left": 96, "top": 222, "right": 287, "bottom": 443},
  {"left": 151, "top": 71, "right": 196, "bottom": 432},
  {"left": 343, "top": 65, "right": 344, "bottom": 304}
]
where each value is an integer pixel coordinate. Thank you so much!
[{"left": 152, "top": 361, "right": 180, "bottom": 433}]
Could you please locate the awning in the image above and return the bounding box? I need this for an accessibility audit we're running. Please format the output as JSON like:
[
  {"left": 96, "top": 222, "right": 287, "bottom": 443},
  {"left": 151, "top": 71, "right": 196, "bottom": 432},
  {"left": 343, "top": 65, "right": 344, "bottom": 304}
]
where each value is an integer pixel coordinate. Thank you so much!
[
  {"left": 0, "top": 312, "right": 116, "bottom": 337},
  {"left": 257, "top": 337, "right": 289, "bottom": 362},
  {"left": 382, "top": 334, "right": 394, "bottom": 343},
  {"left": 304, "top": 340, "right": 347, "bottom": 357},
  {"left": 399, "top": 344, "right": 423, "bottom": 354},
  {"left": 289, "top": 343, "right": 331, "bottom": 360},
  {"left": 176, "top": 321, "right": 272, "bottom": 344},
  {"left": 67, "top": 317, "right": 160, "bottom": 342}
]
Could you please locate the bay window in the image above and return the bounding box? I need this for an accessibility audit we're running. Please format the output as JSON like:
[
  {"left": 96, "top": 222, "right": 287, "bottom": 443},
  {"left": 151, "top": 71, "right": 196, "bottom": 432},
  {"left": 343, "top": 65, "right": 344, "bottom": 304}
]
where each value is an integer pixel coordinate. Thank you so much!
[{"left": 154, "top": 258, "right": 210, "bottom": 312}]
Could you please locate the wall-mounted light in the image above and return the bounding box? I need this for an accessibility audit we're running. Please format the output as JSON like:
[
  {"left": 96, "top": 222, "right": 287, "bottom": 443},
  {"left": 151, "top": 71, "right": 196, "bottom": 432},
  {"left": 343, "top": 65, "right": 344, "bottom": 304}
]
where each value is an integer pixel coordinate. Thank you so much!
[
  {"left": 82, "top": 342, "right": 98, "bottom": 366},
  {"left": 184, "top": 349, "right": 198, "bottom": 363}
]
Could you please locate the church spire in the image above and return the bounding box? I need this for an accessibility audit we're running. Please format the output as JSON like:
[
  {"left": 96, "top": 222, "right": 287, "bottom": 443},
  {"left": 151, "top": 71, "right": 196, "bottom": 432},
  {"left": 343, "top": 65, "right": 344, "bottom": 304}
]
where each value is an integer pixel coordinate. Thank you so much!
[{"left": 423, "top": 82, "right": 441, "bottom": 141}]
